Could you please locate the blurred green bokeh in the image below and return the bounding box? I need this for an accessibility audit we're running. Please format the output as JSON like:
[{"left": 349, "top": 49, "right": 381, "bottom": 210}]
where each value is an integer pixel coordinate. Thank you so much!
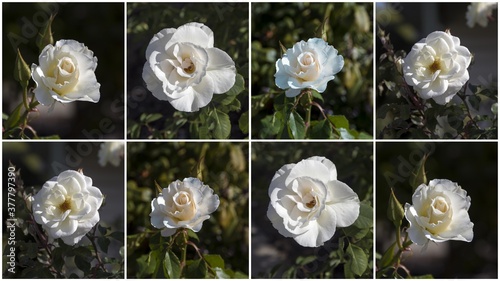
[
  {"left": 251, "top": 142, "right": 373, "bottom": 277},
  {"left": 3, "top": 3, "right": 124, "bottom": 138},
  {"left": 127, "top": 142, "right": 249, "bottom": 277},
  {"left": 127, "top": 3, "right": 249, "bottom": 139},
  {"left": 376, "top": 142, "right": 497, "bottom": 278},
  {"left": 252, "top": 3, "right": 373, "bottom": 137}
]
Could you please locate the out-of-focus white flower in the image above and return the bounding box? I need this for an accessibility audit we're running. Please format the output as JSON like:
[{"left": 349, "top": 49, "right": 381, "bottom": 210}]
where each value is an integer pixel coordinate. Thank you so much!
[
  {"left": 150, "top": 178, "right": 219, "bottom": 237},
  {"left": 402, "top": 31, "right": 472, "bottom": 105},
  {"left": 31, "top": 39, "right": 100, "bottom": 107},
  {"left": 267, "top": 156, "right": 360, "bottom": 247},
  {"left": 275, "top": 38, "right": 344, "bottom": 98},
  {"left": 405, "top": 179, "right": 473, "bottom": 247},
  {"left": 98, "top": 142, "right": 124, "bottom": 167},
  {"left": 466, "top": 2, "right": 497, "bottom": 28},
  {"left": 32, "top": 170, "right": 103, "bottom": 245},
  {"left": 143, "top": 22, "right": 236, "bottom": 112}
]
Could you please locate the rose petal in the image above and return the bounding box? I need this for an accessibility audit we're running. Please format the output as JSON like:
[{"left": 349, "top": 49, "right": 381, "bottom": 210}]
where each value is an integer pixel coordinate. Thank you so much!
[{"left": 205, "top": 48, "right": 236, "bottom": 94}]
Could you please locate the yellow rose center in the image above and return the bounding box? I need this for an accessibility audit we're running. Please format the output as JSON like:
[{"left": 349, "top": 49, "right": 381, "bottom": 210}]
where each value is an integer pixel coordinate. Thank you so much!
[
  {"left": 429, "top": 58, "right": 441, "bottom": 73},
  {"left": 182, "top": 58, "right": 196, "bottom": 74},
  {"left": 58, "top": 197, "right": 72, "bottom": 212},
  {"left": 306, "top": 198, "right": 316, "bottom": 208}
]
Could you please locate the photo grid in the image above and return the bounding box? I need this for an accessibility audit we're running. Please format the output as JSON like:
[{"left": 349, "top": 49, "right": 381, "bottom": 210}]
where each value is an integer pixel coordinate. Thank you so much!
[{"left": 2, "top": 1, "right": 498, "bottom": 279}]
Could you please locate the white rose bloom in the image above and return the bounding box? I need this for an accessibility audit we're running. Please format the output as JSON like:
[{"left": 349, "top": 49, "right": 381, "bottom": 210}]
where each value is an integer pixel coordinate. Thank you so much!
[
  {"left": 31, "top": 39, "right": 100, "bottom": 107},
  {"left": 275, "top": 38, "right": 344, "bottom": 98},
  {"left": 402, "top": 31, "right": 472, "bottom": 105},
  {"left": 143, "top": 22, "right": 236, "bottom": 112},
  {"left": 466, "top": 2, "right": 497, "bottom": 28},
  {"left": 150, "top": 177, "right": 220, "bottom": 237},
  {"left": 267, "top": 156, "right": 360, "bottom": 247},
  {"left": 32, "top": 170, "right": 104, "bottom": 246},
  {"left": 98, "top": 142, "right": 124, "bottom": 167},
  {"left": 405, "top": 179, "right": 474, "bottom": 247}
]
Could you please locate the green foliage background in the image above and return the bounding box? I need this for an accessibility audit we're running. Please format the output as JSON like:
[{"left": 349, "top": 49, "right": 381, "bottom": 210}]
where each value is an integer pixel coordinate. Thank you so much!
[
  {"left": 127, "top": 142, "right": 249, "bottom": 277},
  {"left": 127, "top": 3, "right": 249, "bottom": 139},
  {"left": 3, "top": 3, "right": 124, "bottom": 139},
  {"left": 376, "top": 142, "right": 497, "bottom": 278},
  {"left": 252, "top": 3, "right": 373, "bottom": 139},
  {"left": 252, "top": 142, "right": 373, "bottom": 278}
]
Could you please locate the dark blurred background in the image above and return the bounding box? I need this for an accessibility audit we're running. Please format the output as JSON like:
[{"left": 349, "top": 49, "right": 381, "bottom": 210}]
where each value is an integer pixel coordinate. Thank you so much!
[
  {"left": 127, "top": 142, "right": 249, "bottom": 277},
  {"left": 127, "top": 3, "right": 249, "bottom": 139},
  {"left": 251, "top": 3, "right": 374, "bottom": 138},
  {"left": 251, "top": 142, "right": 373, "bottom": 277},
  {"left": 2, "top": 141, "right": 125, "bottom": 272},
  {"left": 3, "top": 3, "right": 124, "bottom": 139},
  {"left": 376, "top": 3, "right": 498, "bottom": 136},
  {"left": 376, "top": 142, "right": 497, "bottom": 278}
]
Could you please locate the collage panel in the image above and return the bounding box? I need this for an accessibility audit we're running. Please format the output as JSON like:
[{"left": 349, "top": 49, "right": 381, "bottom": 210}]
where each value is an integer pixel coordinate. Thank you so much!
[
  {"left": 376, "top": 142, "right": 497, "bottom": 278},
  {"left": 127, "top": 3, "right": 249, "bottom": 139},
  {"left": 126, "top": 142, "right": 249, "bottom": 278},
  {"left": 376, "top": 3, "right": 498, "bottom": 139},
  {"left": 251, "top": 142, "right": 373, "bottom": 278},
  {"left": 251, "top": 2, "right": 374, "bottom": 139},
  {"left": 3, "top": 3, "right": 125, "bottom": 139},
  {"left": 3, "top": 141, "right": 125, "bottom": 278}
]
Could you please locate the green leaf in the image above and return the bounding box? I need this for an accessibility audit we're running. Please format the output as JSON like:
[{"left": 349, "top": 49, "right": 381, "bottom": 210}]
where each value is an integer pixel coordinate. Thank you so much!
[
  {"left": 343, "top": 225, "right": 369, "bottom": 240},
  {"left": 409, "top": 154, "right": 428, "bottom": 191},
  {"left": 144, "top": 113, "right": 163, "bottom": 123},
  {"left": 163, "top": 250, "right": 181, "bottom": 278},
  {"left": 4, "top": 103, "right": 24, "bottom": 131},
  {"left": 346, "top": 243, "right": 368, "bottom": 276},
  {"left": 311, "top": 90, "right": 324, "bottom": 102},
  {"left": 110, "top": 231, "right": 124, "bottom": 243},
  {"left": 210, "top": 109, "right": 231, "bottom": 139},
  {"left": 329, "top": 115, "right": 349, "bottom": 129},
  {"left": 75, "top": 254, "right": 91, "bottom": 273},
  {"left": 187, "top": 229, "right": 199, "bottom": 242},
  {"left": 387, "top": 188, "right": 404, "bottom": 228},
  {"left": 338, "top": 128, "right": 355, "bottom": 139},
  {"left": 14, "top": 49, "right": 31, "bottom": 89},
  {"left": 238, "top": 111, "right": 249, "bottom": 134},
  {"left": 36, "top": 14, "right": 55, "bottom": 52},
  {"left": 379, "top": 241, "right": 397, "bottom": 268},
  {"left": 287, "top": 111, "right": 306, "bottom": 139},
  {"left": 204, "top": 254, "right": 224, "bottom": 269},
  {"left": 260, "top": 111, "right": 283, "bottom": 138},
  {"left": 309, "top": 119, "right": 333, "bottom": 139},
  {"left": 185, "top": 259, "right": 207, "bottom": 278},
  {"left": 352, "top": 202, "right": 373, "bottom": 229},
  {"left": 97, "top": 236, "right": 110, "bottom": 254},
  {"left": 295, "top": 256, "right": 316, "bottom": 266},
  {"left": 214, "top": 267, "right": 231, "bottom": 278},
  {"left": 225, "top": 73, "right": 245, "bottom": 96},
  {"left": 412, "top": 274, "right": 434, "bottom": 278}
]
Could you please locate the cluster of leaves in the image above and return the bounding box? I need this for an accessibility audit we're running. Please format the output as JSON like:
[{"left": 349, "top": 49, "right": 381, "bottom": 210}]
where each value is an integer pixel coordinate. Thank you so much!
[
  {"left": 252, "top": 142, "right": 373, "bottom": 278},
  {"left": 127, "top": 3, "right": 249, "bottom": 139},
  {"left": 264, "top": 202, "right": 374, "bottom": 279},
  {"left": 127, "top": 142, "right": 249, "bottom": 278},
  {"left": 128, "top": 74, "right": 247, "bottom": 139},
  {"left": 2, "top": 166, "right": 124, "bottom": 278},
  {"left": 251, "top": 3, "right": 373, "bottom": 139},
  {"left": 376, "top": 27, "right": 498, "bottom": 139}
]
